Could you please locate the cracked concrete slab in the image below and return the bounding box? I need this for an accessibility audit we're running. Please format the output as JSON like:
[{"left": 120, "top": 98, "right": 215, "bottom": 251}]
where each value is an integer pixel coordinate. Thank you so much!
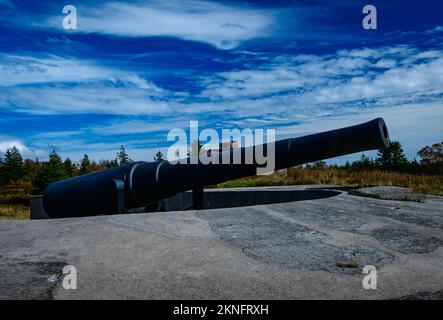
[{"left": 0, "top": 187, "right": 442, "bottom": 299}]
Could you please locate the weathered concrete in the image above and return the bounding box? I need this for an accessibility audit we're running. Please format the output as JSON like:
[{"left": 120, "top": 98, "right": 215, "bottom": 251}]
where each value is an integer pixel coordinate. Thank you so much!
[
  {"left": 1, "top": 186, "right": 442, "bottom": 299},
  {"left": 349, "top": 186, "right": 426, "bottom": 202}
]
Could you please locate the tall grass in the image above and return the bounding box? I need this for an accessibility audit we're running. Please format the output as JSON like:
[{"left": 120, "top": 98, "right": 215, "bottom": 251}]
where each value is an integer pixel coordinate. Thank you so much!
[
  {"left": 0, "top": 181, "right": 31, "bottom": 219},
  {"left": 0, "top": 204, "right": 29, "bottom": 220},
  {"left": 216, "top": 167, "right": 443, "bottom": 195}
]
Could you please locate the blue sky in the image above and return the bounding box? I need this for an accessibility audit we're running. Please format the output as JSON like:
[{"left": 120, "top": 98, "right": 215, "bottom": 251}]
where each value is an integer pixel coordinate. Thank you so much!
[{"left": 0, "top": 0, "right": 442, "bottom": 163}]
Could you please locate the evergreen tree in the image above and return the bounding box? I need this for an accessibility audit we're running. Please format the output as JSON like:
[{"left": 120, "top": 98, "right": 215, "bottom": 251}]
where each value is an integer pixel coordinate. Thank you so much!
[
  {"left": 351, "top": 154, "right": 375, "bottom": 171},
  {"left": 117, "top": 145, "right": 131, "bottom": 165},
  {"left": 376, "top": 140, "right": 408, "bottom": 171},
  {"left": 107, "top": 158, "right": 119, "bottom": 168},
  {"left": 79, "top": 154, "right": 91, "bottom": 175},
  {"left": 311, "top": 160, "right": 327, "bottom": 169},
  {"left": 1, "top": 146, "right": 25, "bottom": 183},
  {"left": 63, "top": 157, "right": 77, "bottom": 177},
  {"left": 189, "top": 139, "right": 204, "bottom": 157},
  {"left": 0, "top": 153, "right": 4, "bottom": 184},
  {"left": 154, "top": 150, "right": 164, "bottom": 161},
  {"left": 406, "top": 158, "right": 421, "bottom": 175},
  {"left": 33, "top": 149, "right": 68, "bottom": 193}
]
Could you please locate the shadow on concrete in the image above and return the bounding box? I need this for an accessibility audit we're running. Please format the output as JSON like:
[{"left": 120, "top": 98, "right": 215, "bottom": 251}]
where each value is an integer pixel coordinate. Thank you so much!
[{"left": 161, "top": 189, "right": 341, "bottom": 211}]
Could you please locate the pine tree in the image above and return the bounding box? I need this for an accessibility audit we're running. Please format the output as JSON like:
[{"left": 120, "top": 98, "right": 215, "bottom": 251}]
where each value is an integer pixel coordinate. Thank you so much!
[
  {"left": 376, "top": 140, "right": 408, "bottom": 171},
  {"left": 63, "top": 157, "right": 77, "bottom": 177},
  {"left": 154, "top": 150, "right": 164, "bottom": 161},
  {"left": 117, "top": 145, "right": 131, "bottom": 165},
  {"left": 107, "top": 158, "right": 119, "bottom": 168},
  {"left": 189, "top": 139, "right": 204, "bottom": 157},
  {"left": 1, "top": 146, "right": 25, "bottom": 183},
  {"left": 312, "top": 160, "right": 327, "bottom": 169},
  {"left": 391, "top": 141, "right": 408, "bottom": 171},
  {"left": 79, "top": 154, "right": 91, "bottom": 175},
  {"left": 350, "top": 154, "right": 375, "bottom": 171},
  {"left": 33, "top": 149, "right": 69, "bottom": 193}
]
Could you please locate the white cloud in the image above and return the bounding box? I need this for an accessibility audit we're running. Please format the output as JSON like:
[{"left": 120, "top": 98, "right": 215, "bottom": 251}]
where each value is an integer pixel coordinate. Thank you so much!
[
  {"left": 0, "top": 139, "right": 28, "bottom": 153},
  {"left": 0, "top": 84, "right": 171, "bottom": 115},
  {"left": 0, "top": 137, "right": 46, "bottom": 159},
  {"left": 0, "top": 54, "right": 169, "bottom": 115},
  {"left": 44, "top": 0, "right": 274, "bottom": 49},
  {"left": 275, "top": 101, "right": 443, "bottom": 161},
  {"left": 0, "top": 54, "right": 161, "bottom": 89},
  {"left": 3, "top": 43, "right": 443, "bottom": 162},
  {"left": 301, "top": 54, "right": 443, "bottom": 104},
  {"left": 200, "top": 45, "right": 443, "bottom": 108}
]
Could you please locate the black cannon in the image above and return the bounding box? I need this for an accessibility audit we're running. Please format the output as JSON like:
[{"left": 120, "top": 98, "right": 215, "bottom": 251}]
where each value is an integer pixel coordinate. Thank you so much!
[{"left": 43, "top": 118, "right": 390, "bottom": 218}]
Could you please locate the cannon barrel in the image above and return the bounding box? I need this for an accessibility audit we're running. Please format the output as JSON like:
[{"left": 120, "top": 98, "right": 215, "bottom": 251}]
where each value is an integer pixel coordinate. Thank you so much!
[{"left": 43, "top": 118, "right": 389, "bottom": 218}]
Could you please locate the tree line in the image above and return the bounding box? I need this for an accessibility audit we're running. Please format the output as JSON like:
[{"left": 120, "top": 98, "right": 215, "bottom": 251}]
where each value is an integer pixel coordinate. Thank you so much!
[
  {"left": 306, "top": 141, "right": 443, "bottom": 174},
  {"left": 0, "top": 145, "right": 136, "bottom": 193},
  {"left": 0, "top": 140, "right": 442, "bottom": 194}
]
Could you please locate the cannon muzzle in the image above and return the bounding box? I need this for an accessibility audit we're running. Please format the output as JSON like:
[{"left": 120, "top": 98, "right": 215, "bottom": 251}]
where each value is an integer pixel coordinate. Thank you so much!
[{"left": 43, "top": 118, "right": 389, "bottom": 218}]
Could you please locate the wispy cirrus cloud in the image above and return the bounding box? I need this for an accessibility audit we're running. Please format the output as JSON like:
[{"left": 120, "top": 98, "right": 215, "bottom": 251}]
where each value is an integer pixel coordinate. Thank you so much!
[
  {"left": 0, "top": 53, "right": 170, "bottom": 114},
  {"left": 200, "top": 45, "right": 443, "bottom": 109},
  {"left": 2, "top": 44, "right": 443, "bottom": 120},
  {"left": 39, "top": 0, "right": 275, "bottom": 50},
  {"left": 0, "top": 54, "right": 161, "bottom": 88}
]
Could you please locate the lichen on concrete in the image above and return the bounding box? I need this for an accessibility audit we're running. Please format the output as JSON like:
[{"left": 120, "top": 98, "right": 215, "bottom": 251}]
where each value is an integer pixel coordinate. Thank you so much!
[{"left": 349, "top": 186, "right": 426, "bottom": 202}]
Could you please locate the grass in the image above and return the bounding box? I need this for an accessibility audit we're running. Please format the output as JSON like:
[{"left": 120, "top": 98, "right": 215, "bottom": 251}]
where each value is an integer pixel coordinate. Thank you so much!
[
  {"left": 216, "top": 167, "right": 443, "bottom": 196},
  {"left": 0, "top": 204, "right": 29, "bottom": 220},
  {"left": 0, "top": 182, "right": 31, "bottom": 220}
]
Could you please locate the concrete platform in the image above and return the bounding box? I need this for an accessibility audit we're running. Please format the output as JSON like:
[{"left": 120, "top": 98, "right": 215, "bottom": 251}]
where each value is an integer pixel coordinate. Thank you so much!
[{"left": 1, "top": 187, "right": 442, "bottom": 299}]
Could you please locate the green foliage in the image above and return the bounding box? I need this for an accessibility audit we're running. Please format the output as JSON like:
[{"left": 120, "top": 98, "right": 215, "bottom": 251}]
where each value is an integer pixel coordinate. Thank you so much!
[
  {"left": 350, "top": 154, "right": 376, "bottom": 171},
  {"left": 33, "top": 149, "right": 69, "bottom": 193},
  {"left": 154, "top": 150, "right": 164, "bottom": 161},
  {"left": 417, "top": 141, "right": 443, "bottom": 174},
  {"left": 376, "top": 140, "right": 408, "bottom": 171},
  {"left": 117, "top": 145, "right": 131, "bottom": 165},
  {"left": 24, "top": 159, "right": 40, "bottom": 181},
  {"left": 108, "top": 158, "right": 119, "bottom": 168},
  {"left": 0, "top": 146, "right": 25, "bottom": 184},
  {"left": 79, "top": 154, "right": 91, "bottom": 175},
  {"left": 189, "top": 139, "right": 204, "bottom": 157},
  {"left": 63, "top": 157, "right": 77, "bottom": 177},
  {"left": 311, "top": 161, "right": 327, "bottom": 169}
]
